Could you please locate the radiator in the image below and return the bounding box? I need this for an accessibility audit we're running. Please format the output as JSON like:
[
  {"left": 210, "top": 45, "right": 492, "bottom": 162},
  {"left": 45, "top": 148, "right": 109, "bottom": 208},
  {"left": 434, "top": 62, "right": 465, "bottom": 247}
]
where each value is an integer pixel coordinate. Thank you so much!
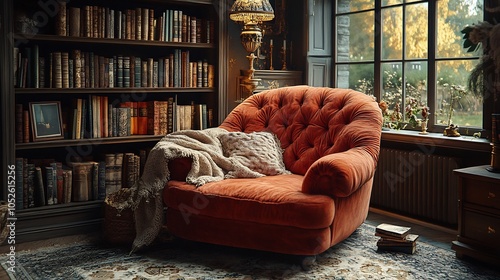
[{"left": 371, "top": 148, "right": 461, "bottom": 227}]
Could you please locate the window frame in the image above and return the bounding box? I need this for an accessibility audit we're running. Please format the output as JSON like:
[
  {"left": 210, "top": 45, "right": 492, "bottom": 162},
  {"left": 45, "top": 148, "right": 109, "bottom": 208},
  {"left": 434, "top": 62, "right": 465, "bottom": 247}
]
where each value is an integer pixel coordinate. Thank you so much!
[{"left": 332, "top": 0, "right": 486, "bottom": 136}]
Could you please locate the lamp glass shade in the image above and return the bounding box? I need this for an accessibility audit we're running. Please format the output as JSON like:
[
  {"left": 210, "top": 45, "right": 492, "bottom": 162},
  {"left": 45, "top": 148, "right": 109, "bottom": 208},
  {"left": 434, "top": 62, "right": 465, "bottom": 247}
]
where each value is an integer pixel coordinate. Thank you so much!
[{"left": 230, "top": 0, "right": 275, "bottom": 24}]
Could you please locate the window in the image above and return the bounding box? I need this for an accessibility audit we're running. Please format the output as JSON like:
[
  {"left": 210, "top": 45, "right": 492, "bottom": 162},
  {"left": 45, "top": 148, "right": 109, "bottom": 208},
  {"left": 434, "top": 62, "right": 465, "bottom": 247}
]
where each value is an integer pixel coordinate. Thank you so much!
[{"left": 334, "top": 0, "right": 484, "bottom": 134}]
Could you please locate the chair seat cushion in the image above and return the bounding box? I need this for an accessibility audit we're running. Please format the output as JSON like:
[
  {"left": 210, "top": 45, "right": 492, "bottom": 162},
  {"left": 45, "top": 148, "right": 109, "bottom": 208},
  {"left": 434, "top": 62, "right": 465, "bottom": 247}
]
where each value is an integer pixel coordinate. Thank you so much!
[{"left": 163, "top": 174, "right": 335, "bottom": 230}]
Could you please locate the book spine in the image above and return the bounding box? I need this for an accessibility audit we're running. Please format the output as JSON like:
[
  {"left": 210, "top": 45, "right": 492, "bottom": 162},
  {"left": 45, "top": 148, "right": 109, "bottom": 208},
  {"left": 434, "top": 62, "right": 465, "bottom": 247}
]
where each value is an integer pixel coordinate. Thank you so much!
[
  {"left": 167, "top": 97, "right": 174, "bottom": 134},
  {"left": 63, "top": 169, "right": 72, "bottom": 203},
  {"left": 197, "top": 60, "right": 202, "bottom": 87},
  {"left": 69, "top": 7, "right": 81, "bottom": 37},
  {"left": 14, "top": 47, "right": 19, "bottom": 87},
  {"left": 98, "top": 161, "right": 106, "bottom": 200},
  {"left": 56, "top": 162, "right": 63, "bottom": 204},
  {"left": 62, "top": 52, "right": 69, "bottom": 88},
  {"left": 117, "top": 107, "right": 129, "bottom": 137},
  {"left": 196, "top": 18, "right": 201, "bottom": 43},
  {"left": 93, "top": 6, "right": 99, "bottom": 38},
  {"left": 39, "top": 56, "right": 45, "bottom": 88},
  {"left": 159, "top": 101, "right": 167, "bottom": 135},
  {"left": 110, "top": 9, "right": 115, "bottom": 38},
  {"left": 92, "top": 162, "right": 98, "bottom": 200},
  {"left": 123, "top": 56, "right": 130, "bottom": 87},
  {"left": 135, "top": 8, "right": 142, "bottom": 40},
  {"left": 147, "top": 58, "right": 153, "bottom": 87},
  {"left": 149, "top": 9, "right": 154, "bottom": 40},
  {"left": 72, "top": 164, "right": 89, "bottom": 202},
  {"left": 182, "top": 14, "right": 187, "bottom": 42},
  {"left": 153, "top": 60, "right": 158, "bottom": 88},
  {"left": 208, "top": 64, "right": 214, "bottom": 88},
  {"left": 191, "top": 17, "right": 197, "bottom": 43},
  {"left": 56, "top": 1, "right": 67, "bottom": 36},
  {"left": 32, "top": 45, "right": 39, "bottom": 88},
  {"left": 15, "top": 104, "right": 23, "bottom": 143},
  {"left": 115, "top": 153, "right": 124, "bottom": 188},
  {"left": 142, "top": 8, "right": 149, "bottom": 40},
  {"left": 141, "top": 60, "right": 147, "bottom": 87},
  {"left": 22, "top": 158, "right": 28, "bottom": 209},
  {"left": 203, "top": 60, "right": 208, "bottom": 87},
  {"left": 23, "top": 110, "right": 30, "bottom": 143},
  {"left": 15, "top": 158, "right": 24, "bottom": 210},
  {"left": 27, "top": 164, "right": 35, "bottom": 208},
  {"left": 53, "top": 52, "right": 62, "bottom": 88},
  {"left": 104, "top": 154, "right": 115, "bottom": 194},
  {"left": 45, "top": 166, "right": 55, "bottom": 205},
  {"left": 34, "top": 167, "right": 45, "bottom": 207}
]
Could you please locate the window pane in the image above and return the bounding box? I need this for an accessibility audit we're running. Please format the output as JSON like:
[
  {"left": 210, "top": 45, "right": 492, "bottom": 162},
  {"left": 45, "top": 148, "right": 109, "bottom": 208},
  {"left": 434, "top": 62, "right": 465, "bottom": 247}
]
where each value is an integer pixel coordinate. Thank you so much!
[
  {"left": 337, "top": 0, "right": 374, "bottom": 14},
  {"left": 381, "top": 63, "right": 404, "bottom": 128},
  {"left": 437, "top": 0, "right": 484, "bottom": 58},
  {"left": 436, "top": 60, "right": 482, "bottom": 127},
  {"left": 382, "top": 7, "right": 403, "bottom": 60},
  {"left": 406, "top": 3, "right": 428, "bottom": 59},
  {"left": 337, "top": 12, "right": 375, "bottom": 62},
  {"left": 383, "top": 0, "right": 403, "bottom": 6},
  {"left": 337, "top": 64, "right": 374, "bottom": 93},
  {"left": 405, "top": 61, "right": 428, "bottom": 126}
]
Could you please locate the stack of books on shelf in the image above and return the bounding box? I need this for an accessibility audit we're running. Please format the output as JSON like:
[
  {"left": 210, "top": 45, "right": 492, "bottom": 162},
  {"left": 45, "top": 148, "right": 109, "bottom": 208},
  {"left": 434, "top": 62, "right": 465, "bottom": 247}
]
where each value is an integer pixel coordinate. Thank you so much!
[
  {"left": 13, "top": 47, "right": 215, "bottom": 89},
  {"left": 13, "top": 150, "right": 149, "bottom": 210},
  {"left": 375, "top": 223, "right": 419, "bottom": 254}
]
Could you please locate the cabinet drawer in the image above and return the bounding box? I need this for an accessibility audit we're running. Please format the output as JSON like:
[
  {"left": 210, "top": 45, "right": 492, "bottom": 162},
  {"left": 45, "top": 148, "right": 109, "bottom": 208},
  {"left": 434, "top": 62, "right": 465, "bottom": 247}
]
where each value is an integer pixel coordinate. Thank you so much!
[
  {"left": 463, "top": 210, "right": 500, "bottom": 249},
  {"left": 463, "top": 178, "right": 500, "bottom": 210}
]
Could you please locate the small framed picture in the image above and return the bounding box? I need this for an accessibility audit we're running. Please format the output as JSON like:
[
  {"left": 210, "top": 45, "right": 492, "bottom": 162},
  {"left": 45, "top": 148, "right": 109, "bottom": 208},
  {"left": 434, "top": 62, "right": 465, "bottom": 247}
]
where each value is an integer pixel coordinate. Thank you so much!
[{"left": 29, "top": 101, "right": 64, "bottom": 141}]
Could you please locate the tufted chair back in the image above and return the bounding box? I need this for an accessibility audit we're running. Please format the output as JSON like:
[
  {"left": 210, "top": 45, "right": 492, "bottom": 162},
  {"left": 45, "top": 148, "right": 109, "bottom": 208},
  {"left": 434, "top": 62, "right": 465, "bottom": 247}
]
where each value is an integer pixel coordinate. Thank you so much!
[{"left": 219, "top": 86, "right": 383, "bottom": 176}]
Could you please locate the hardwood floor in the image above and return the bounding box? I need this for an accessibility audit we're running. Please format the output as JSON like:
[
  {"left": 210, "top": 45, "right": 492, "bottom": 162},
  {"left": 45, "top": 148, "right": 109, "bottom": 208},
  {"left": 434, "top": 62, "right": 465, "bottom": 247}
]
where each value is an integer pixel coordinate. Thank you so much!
[{"left": 0, "top": 209, "right": 460, "bottom": 279}]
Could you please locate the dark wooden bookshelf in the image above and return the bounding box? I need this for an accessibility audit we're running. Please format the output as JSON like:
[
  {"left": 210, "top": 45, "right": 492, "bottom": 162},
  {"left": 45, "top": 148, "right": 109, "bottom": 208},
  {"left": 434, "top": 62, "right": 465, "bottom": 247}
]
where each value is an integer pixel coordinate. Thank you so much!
[{"left": 1, "top": 0, "right": 228, "bottom": 243}]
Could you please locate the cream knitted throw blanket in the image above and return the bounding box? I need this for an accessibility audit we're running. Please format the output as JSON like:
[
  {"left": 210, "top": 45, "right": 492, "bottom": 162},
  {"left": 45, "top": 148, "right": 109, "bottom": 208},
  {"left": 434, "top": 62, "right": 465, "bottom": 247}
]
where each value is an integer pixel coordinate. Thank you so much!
[{"left": 125, "top": 127, "right": 289, "bottom": 253}]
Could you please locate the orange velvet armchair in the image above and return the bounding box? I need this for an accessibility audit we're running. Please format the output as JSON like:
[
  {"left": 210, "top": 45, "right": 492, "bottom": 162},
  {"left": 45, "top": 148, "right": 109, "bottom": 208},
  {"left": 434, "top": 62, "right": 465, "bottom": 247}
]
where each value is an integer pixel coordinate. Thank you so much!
[{"left": 163, "top": 86, "right": 383, "bottom": 257}]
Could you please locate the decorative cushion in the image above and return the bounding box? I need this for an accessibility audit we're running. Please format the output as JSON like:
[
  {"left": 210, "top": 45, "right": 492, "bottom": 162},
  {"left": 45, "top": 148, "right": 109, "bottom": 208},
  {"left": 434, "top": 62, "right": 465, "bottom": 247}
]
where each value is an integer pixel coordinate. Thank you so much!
[{"left": 218, "top": 131, "right": 290, "bottom": 177}]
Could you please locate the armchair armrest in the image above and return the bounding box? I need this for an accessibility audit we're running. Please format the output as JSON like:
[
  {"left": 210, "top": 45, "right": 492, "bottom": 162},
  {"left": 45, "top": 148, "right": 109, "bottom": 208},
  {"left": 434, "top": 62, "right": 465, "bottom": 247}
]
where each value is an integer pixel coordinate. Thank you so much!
[{"left": 302, "top": 148, "right": 377, "bottom": 198}]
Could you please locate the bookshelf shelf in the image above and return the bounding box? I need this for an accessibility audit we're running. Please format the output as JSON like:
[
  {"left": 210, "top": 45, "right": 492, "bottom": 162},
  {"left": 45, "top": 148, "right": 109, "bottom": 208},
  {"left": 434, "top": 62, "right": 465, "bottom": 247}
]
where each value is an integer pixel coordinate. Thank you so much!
[
  {"left": 17, "top": 200, "right": 103, "bottom": 215},
  {"left": 14, "top": 34, "right": 216, "bottom": 49},
  {"left": 15, "top": 200, "right": 104, "bottom": 243},
  {"left": 15, "top": 87, "right": 215, "bottom": 95},
  {"left": 16, "top": 135, "right": 164, "bottom": 150}
]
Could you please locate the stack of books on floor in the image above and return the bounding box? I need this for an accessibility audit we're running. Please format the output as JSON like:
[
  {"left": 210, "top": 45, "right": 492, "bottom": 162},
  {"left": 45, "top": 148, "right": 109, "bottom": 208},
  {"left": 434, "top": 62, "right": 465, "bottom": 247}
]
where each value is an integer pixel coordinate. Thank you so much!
[{"left": 375, "top": 223, "right": 419, "bottom": 254}]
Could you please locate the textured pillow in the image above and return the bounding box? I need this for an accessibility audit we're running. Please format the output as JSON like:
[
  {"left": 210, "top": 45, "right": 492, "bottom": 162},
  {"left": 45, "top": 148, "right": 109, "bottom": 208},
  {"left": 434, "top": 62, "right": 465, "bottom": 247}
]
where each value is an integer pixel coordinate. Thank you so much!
[{"left": 219, "top": 131, "right": 290, "bottom": 177}]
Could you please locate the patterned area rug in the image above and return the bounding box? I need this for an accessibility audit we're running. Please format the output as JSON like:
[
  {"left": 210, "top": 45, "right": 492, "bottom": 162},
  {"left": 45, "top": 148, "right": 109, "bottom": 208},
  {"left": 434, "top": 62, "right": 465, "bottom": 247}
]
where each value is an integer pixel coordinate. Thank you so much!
[{"left": 2, "top": 223, "right": 499, "bottom": 280}]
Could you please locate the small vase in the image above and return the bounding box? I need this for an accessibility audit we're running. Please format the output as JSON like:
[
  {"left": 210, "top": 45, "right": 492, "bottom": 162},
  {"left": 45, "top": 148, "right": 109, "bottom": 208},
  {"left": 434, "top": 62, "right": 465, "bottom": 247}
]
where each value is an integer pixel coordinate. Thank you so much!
[{"left": 419, "top": 120, "right": 428, "bottom": 135}]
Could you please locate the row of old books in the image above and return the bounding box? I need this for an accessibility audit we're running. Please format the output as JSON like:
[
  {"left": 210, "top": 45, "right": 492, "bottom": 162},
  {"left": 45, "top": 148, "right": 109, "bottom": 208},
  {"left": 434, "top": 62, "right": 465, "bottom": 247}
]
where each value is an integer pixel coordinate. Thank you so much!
[
  {"left": 15, "top": 98, "right": 211, "bottom": 143},
  {"left": 14, "top": 46, "right": 215, "bottom": 89},
  {"left": 13, "top": 151, "right": 146, "bottom": 210},
  {"left": 375, "top": 223, "right": 419, "bottom": 254},
  {"left": 54, "top": 3, "right": 215, "bottom": 43}
]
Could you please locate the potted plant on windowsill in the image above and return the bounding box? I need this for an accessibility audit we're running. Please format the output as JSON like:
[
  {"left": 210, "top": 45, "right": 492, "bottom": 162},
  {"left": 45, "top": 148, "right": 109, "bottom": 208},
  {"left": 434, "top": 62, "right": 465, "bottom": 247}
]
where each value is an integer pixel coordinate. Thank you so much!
[
  {"left": 404, "top": 96, "right": 430, "bottom": 135},
  {"left": 461, "top": 15, "right": 500, "bottom": 171}
]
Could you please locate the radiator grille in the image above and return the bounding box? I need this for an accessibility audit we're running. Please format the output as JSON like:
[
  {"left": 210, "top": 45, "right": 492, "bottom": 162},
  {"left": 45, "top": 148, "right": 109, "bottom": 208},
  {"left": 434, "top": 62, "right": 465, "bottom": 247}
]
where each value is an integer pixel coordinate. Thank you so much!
[{"left": 371, "top": 148, "right": 461, "bottom": 227}]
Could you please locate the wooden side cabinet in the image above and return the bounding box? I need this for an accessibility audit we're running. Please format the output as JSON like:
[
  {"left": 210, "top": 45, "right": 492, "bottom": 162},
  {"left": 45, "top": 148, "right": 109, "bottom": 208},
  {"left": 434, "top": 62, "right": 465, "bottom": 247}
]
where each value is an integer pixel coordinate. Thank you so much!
[{"left": 452, "top": 165, "right": 500, "bottom": 265}]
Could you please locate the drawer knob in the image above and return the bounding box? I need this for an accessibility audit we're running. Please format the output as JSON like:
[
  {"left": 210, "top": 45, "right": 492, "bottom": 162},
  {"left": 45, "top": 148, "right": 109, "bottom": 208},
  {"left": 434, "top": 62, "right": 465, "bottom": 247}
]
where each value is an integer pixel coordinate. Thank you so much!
[
  {"left": 488, "top": 226, "right": 496, "bottom": 234},
  {"left": 488, "top": 192, "right": 496, "bottom": 199}
]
